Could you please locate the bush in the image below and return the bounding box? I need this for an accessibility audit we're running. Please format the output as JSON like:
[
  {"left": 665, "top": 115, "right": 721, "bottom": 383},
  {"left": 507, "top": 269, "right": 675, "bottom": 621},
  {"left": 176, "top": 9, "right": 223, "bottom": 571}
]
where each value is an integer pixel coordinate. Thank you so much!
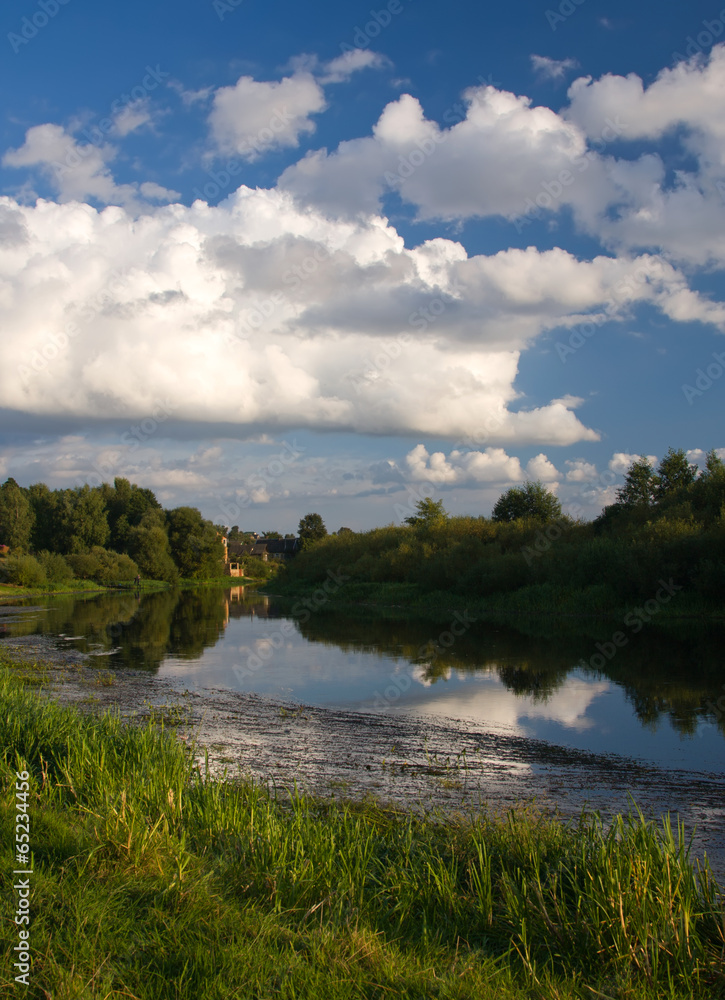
[
  {"left": 36, "top": 550, "right": 74, "bottom": 584},
  {"left": 66, "top": 546, "right": 138, "bottom": 585},
  {"left": 240, "top": 556, "right": 278, "bottom": 580},
  {"left": 0, "top": 554, "right": 47, "bottom": 588}
]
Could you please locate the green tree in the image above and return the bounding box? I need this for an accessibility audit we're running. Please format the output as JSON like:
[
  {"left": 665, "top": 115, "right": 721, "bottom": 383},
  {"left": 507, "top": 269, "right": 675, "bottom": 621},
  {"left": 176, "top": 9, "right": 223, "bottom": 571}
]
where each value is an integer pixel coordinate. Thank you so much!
[
  {"left": 492, "top": 481, "right": 562, "bottom": 522},
  {"left": 0, "top": 478, "right": 35, "bottom": 551},
  {"left": 128, "top": 509, "right": 178, "bottom": 582},
  {"left": 28, "top": 483, "right": 60, "bottom": 551},
  {"left": 298, "top": 512, "right": 327, "bottom": 544},
  {"left": 615, "top": 457, "right": 657, "bottom": 509},
  {"left": 262, "top": 531, "right": 282, "bottom": 540},
  {"left": 52, "top": 486, "right": 110, "bottom": 554},
  {"left": 104, "top": 477, "right": 161, "bottom": 551},
  {"left": 654, "top": 448, "right": 697, "bottom": 500},
  {"left": 166, "top": 507, "right": 225, "bottom": 578},
  {"left": 704, "top": 449, "right": 725, "bottom": 478},
  {"left": 404, "top": 497, "right": 449, "bottom": 527}
]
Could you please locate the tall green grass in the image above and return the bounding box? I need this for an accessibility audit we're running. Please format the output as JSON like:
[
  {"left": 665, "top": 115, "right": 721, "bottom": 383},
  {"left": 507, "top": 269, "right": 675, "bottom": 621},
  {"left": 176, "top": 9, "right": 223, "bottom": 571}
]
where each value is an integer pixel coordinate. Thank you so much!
[{"left": 1, "top": 667, "right": 723, "bottom": 998}]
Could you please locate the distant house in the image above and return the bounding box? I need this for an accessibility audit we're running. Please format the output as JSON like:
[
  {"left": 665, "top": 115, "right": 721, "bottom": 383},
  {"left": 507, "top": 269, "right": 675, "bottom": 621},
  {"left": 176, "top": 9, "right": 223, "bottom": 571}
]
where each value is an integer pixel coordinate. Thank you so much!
[
  {"left": 220, "top": 537, "right": 243, "bottom": 577},
  {"left": 225, "top": 536, "right": 301, "bottom": 566},
  {"left": 263, "top": 538, "right": 301, "bottom": 560}
]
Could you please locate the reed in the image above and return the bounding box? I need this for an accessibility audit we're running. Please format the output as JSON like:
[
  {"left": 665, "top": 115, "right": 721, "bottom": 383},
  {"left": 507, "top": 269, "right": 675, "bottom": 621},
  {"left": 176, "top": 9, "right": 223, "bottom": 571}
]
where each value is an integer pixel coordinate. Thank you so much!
[{"left": 1, "top": 665, "right": 723, "bottom": 998}]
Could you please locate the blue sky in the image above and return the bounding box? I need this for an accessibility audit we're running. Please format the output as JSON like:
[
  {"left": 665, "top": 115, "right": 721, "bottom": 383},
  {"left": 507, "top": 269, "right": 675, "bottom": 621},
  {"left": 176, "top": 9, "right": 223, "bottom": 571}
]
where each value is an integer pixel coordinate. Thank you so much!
[{"left": 1, "top": 0, "right": 723, "bottom": 532}]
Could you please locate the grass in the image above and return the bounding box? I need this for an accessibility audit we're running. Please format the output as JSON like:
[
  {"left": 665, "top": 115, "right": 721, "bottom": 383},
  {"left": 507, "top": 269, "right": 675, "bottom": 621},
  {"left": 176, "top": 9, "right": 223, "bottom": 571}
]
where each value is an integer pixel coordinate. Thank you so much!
[
  {"left": 177, "top": 575, "right": 264, "bottom": 588},
  {"left": 0, "top": 580, "right": 111, "bottom": 599},
  {"left": 0, "top": 666, "right": 723, "bottom": 999},
  {"left": 0, "top": 577, "right": 263, "bottom": 602}
]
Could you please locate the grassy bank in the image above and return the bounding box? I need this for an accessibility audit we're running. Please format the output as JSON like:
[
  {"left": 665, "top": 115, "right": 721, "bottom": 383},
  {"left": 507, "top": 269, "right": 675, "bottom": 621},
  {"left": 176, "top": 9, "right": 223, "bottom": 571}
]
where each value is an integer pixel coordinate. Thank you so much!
[
  {"left": 0, "top": 665, "right": 723, "bottom": 998},
  {"left": 0, "top": 580, "right": 116, "bottom": 600},
  {"left": 0, "top": 577, "right": 262, "bottom": 602},
  {"left": 177, "top": 575, "right": 266, "bottom": 589}
]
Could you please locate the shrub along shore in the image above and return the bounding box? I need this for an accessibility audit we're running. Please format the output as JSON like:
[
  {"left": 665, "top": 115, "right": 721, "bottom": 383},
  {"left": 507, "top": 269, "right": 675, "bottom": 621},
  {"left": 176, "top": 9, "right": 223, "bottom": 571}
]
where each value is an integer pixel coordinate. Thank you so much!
[
  {"left": 270, "top": 448, "right": 725, "bottom": 622},
  {"left": 1, "top": 662, "right": 723, "bottom": 999}
]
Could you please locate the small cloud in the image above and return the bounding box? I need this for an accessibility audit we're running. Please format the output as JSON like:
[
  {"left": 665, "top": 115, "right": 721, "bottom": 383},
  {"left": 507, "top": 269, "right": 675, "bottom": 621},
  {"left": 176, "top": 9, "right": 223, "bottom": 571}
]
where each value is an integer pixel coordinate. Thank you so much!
[
  {"left": 565, "top": 459, "right": 598, "bottom": 483},
  {"left": 531, "top": 55, "right": 580, "bottom": 81},
  {"left": 168, "top": 80, "right": 214, "bottom": 107},
  {"left": 319, "top": 50, "right": 388, "bottom": 84},
  {"left": 527, "top": 453, "right": 560, "bottom": 482},
  {"left": 112, "top": 99, "right": 153, "bottom": 137},
  {"left": 139, "top": 180, "right": 181, "bottom": 201}
]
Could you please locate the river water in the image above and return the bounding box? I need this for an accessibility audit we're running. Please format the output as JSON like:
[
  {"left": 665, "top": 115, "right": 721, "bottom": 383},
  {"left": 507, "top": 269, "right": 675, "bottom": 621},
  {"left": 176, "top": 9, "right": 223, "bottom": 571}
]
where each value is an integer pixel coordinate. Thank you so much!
[{"left": 2, "top": 585, "right": 724, "bottom": 776}]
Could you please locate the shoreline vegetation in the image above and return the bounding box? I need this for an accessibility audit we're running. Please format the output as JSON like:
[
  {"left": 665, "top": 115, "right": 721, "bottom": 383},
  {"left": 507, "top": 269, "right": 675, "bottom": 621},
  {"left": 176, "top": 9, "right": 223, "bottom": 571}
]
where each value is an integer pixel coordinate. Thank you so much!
[
  {"left": 0, "top": 576, "right": 262, "bottom": 602},
  {"left": 1, "top": 663, "right": 723, "bottom": 999}
]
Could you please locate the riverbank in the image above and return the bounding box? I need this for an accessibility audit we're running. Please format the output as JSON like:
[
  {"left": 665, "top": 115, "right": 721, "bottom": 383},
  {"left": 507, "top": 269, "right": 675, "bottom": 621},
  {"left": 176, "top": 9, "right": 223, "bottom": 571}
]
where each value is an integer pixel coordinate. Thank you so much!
[
  {"left": 1, "top": 660, "right": 723, "bottom": 999},
  {"left": 266, "top": 577, "right": 725, "bottom": 627},
  {"left": 2, "top": 636, "right": 724, "bottom": 880},
  {"left": 0, "top": 576, "right": 261, "bottom": 602}
]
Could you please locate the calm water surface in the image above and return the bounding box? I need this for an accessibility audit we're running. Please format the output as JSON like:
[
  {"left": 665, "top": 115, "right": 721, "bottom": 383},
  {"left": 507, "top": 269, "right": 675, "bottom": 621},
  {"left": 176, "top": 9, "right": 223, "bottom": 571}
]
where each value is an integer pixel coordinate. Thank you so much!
[{"left": 3, "top": 586, "right": 724, "bottom": 774}]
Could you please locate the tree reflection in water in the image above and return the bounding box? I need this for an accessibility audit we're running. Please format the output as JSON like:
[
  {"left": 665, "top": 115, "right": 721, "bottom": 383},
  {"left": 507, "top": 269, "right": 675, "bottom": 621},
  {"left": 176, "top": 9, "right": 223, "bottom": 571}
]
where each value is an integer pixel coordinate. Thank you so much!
[{"left": 8, "top": 588, "right": 725, "bottom": 738}]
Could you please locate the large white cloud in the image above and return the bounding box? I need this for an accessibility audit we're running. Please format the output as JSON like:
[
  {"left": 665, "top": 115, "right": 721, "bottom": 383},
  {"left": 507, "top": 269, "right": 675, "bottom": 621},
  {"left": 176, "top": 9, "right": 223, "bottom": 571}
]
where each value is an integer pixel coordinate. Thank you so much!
[
  {"left": 278, "top": 50, "right": 725, "bottom": 267},
  {"left": 0, "top": 188, "right": 721, "bottom": 446},
  {"left": 566, "top": 47, "right": 725, "bottom": 149},
  {"left": 564, "top": 47, "right": 725, "bottom": 264},
  {"left": 280, "top": 87, "right": 601, "bottom": 222}
]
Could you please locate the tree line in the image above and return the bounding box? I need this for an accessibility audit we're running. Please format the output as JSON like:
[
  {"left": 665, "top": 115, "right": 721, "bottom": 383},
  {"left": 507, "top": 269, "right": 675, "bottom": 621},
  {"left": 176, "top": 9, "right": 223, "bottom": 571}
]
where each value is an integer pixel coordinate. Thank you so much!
[
  {"left": 0, "top": 477, "right": 225, "bottom": 587},
  {"left": 275, "top": 448, "right": 725, "bottom": 612}
]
